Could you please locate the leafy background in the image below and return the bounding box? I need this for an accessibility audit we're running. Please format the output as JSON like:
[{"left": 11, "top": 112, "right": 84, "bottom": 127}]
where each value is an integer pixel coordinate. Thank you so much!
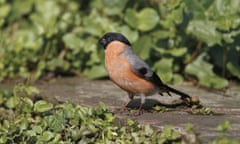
[{"left": 1, "top": 0, "right": 240, "bottom": 89}]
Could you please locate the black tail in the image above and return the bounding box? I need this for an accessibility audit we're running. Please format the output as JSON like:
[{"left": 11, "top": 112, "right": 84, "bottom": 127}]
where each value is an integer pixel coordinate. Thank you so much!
[
  {"left": 149, "top": 71, "right": 192, "bottom": 99},
  {"left": 164, "top": 84, "right": 191, "bottom": 99}
]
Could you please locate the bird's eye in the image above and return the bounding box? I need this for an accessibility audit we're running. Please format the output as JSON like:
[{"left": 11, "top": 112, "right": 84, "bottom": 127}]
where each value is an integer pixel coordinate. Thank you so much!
[{"left": 139, "top": 67, "right": 148, "bottom": 75}]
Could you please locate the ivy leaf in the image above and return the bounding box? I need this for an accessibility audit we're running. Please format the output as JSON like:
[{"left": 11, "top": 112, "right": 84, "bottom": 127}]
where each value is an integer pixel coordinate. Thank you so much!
[
  {"left": 34, "top": 100, "right": 53, "bottom": 113},
  {"left": 25, "top": 86, "right": 40, "bottom": 96},
  {"left": 187, "top": 20, "right": 222, "bottom": 46},
  {"left": 84, "top": 65, "right": 108, "bottom": 79},
  {"left": 45, "top": 115, "right": 65, "bottom": 132},
  {"left": 0, "top": 4, "right": 11, "bottom": 19},
  {"left": 125, "top": 8, "right": 160, "bottom": 31},
  {"left": 22, "top": 97, "right": 34, "bottom": 113},
  {"left": 172, "top": 74, "right": 184, "bottom": 84},
  {"left": 124, "top": 9, "right": 138, "bottom": 28},
  {"left": 119, "top": 26, "right": 139, "bottom": 43},
  {"left": 151, "top": 30, "right": 172, "bottom": 40},
  {"left": 103, "top": 0, "right": 128, "bottom": 16},
  {"left": 227, "top": 62, "right": 240, "bottom": 79},
  {"left": 5, "top": 97, "right": 19, "bottom": 109},
  {"left": 160, "top": 125, "right": 181, "bottom": 141},
  {"left": 133, "top": 36, "right": 152, "bottom": 60},
  {"left": 39, "top": 131, "right": 54, "bottom": 142},
  {"left": 154, "top": 58, "right": 173, "bottom": 83},
  {"left": 144, "top": 125, "right": 154, "bottom": 136},
  {"left": 62, "top": 33, "right": 81, "bottom": 50},
  {"left": 136, "top": 8, "right": 160, "bottom": 31},
  {"left": 217, "top": 120, "right": 231, "bottom": 132},
  {"left": 214, "top": 0, "right": 240, "bottom": 17},
  {"left": 32, "top": 125, "right": 43, "bottom": 134},
  {"left": 184, "top": 0, "right": 206, "bottom": 19},
  {"left": 11, "top": 0, "right": 34, "bottom": 19},
  {"left": 185, "top": 54, "right": 228, "bottom": 89},
  {"left": 165, "top": 47, "right": 187, "bottom": 57}
]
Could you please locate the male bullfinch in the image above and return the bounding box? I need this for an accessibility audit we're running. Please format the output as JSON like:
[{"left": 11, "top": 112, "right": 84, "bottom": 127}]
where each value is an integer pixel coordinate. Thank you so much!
[{"left": 99, "top": 32, "right": 198, "bottom": 114}]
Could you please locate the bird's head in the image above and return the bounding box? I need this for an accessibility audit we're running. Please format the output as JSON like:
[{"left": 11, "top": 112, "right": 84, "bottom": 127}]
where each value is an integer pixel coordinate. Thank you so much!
[{"left": 98, "top": 32, "right": 131, "bottom": 49}]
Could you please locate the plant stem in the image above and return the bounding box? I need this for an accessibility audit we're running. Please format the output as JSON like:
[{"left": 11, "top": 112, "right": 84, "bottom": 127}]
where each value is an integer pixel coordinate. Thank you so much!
[{"left": 188, "top": 41, "right": 202, "bottom": 63}]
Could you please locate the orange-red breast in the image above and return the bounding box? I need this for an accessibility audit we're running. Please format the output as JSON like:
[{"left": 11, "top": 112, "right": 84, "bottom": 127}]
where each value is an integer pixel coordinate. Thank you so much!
[{"left": 99, "top": 32, "right": 193, "bottom": 114}]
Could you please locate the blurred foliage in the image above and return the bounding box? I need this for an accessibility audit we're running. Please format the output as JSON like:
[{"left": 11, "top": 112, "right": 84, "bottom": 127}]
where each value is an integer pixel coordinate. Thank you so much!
[
  {"left": 1, "top": 0, "right": 240, "bottom": 89},
  {"left": 1, "top": 84, "right": 239, "bottom": 143}
]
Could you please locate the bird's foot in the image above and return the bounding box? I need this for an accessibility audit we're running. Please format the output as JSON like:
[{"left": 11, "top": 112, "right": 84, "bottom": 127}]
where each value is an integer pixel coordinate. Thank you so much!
[{"left": 135, "top": 104, "right": 144, "bottom": 116}]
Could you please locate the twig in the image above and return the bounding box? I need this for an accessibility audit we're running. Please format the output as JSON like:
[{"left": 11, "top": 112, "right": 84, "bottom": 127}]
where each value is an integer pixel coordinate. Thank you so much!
[{"left": 188, "top": 41, "right": 202, "bottom": 64}]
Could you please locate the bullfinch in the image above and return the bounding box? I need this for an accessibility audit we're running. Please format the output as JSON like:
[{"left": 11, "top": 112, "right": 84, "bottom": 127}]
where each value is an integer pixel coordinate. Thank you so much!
[{"left": 98, "top": 32, "right": 198, "bottom": 114}]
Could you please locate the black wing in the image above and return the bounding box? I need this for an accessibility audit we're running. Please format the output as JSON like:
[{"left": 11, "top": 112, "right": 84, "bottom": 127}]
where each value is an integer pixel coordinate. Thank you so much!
[{"left": 123, "top": 49, "right": 190, "bottom": 98}]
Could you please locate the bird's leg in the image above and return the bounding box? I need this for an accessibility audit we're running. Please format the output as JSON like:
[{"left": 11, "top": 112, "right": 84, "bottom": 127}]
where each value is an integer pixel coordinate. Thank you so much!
[{"left": 136, "top": 94, "right": 146, "bottom": 115}]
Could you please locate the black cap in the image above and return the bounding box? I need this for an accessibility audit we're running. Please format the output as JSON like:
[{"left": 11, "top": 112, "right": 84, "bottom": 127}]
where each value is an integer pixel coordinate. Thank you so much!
[{"left": 98, "top": 32, "right": 131, "bottom": 49}]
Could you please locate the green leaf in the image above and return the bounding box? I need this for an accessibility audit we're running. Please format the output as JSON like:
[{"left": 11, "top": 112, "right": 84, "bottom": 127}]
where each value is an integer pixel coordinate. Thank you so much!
[
  {"left": 187, "top": 20, "right": 222, "bottom": 46},
  {"left": 166, "top": 47, "right": 187, "bottom": 57},
  {"left": 45, "top": 115, "right": 65, "bottom": 132},
  {"left": 32, "top": 125, "right": 43, "bottom": 134},
  {"left": 11, "top": 0, "right": 34, "bottom": 19},
  {"left": 160, "top": 125, "right": 181, "bottom": 141},
  {"left": 84, "top": 65, "right": 108, "bottom": 79},
  {"left": 214, "top": 0, "right": 240, "bottom": 17},
  {"left": 34, "top": 100, "right": 53, "bottom": 113},
  {"left": 184, "top": 0, "right": 205, "bottom": 19},
  {"left": 153, "top": 105, "right": 169, "bottom": 113},
  {"left": 124, "top": 9, "right": 138, "bottom": 28},
  {"left": 222, "top": 30, "right": 240, "bottom": 44},
  {"left": 153, "top": 58, "right": 173, "bottom": 83},
  {"left": 136, "top": 8, "right": 160, "bottom": 31},
  {"left": 25, "top": 86, "right": 40, "bottom": 96},
  {"left": 0, "top": 4, "right": 11, "bottom": 18},
  {"left": 133, "top": 36, "right": 152, "bottom": 60},
  {"left": 227, "top": 62, "right": 240, "bottom": 79},
  {"left": 0, "top": 136, "right": 7, "bottom": 144},
  {"left": 99, "top": 102, "right": 107, "bottom": 111},
  {"left": 39, "top": 131, "right": 54, "bottom": 142},
  {"left": 217, "top": 120, "right": 231, "bottom": 132},
  {"left": 22, "top": 97, "right": 34, "bottom": 113},
  {"left": 103, "top": 0, "right": 128, "bottom": 16},
  {"left": 185, "top": 54, "right": 229, "bottom": 89},
  {"left": 62, "top": 33, "right": 81, "bottom": 50},
  {"left": 83, "top": 12, "right": 106, "bottom": 36},
  {"left": 5, "top": 97, "right": 19, "bottom": 109},
  {"left": 127, "top": 119, "right": 135, "bottom": 127},
  {"left": 185, "top": 123, "right": 195, "bottom": 133},
  {"left": 172, "top": 74, "right": 183, "bottom": 84},
  {"left": 104, "top": 113, "right": 115, "bottom": 123},
  {"left": 124, "top": 8, "right": 160, "bottom": 31},
  {"left": 151, "top": 30, "right": 172, "bottom": 40},
  {"left": 119, "top": 26, "right": 139, "bottom": 43}
]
